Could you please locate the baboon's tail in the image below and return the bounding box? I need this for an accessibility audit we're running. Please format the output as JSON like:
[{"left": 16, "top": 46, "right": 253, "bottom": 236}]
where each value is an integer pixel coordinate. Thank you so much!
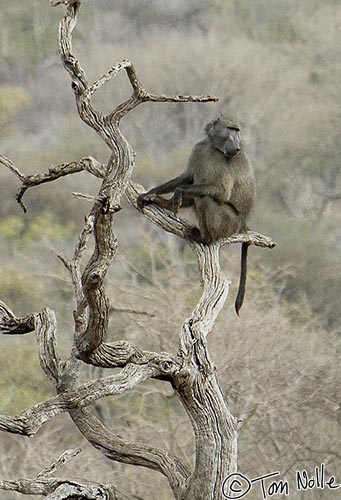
[{"left": 235, "top": 242, "right": 249, "bottom": 316}]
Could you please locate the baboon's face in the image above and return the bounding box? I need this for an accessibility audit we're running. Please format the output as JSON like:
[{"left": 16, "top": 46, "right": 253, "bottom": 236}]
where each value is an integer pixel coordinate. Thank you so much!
[{"left": 209, "top": 123, "right": 241, "bottom": 158}]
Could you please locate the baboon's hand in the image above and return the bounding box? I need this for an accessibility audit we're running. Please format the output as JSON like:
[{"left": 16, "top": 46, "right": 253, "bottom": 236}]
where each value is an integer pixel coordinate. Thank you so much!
[
  {"left": 187, "top": 226, "right": 211, "bottom": 244},
  {"left": 170, "top": 188, "right": 183, "bottom": 213},
  {"left": 137, "top": 193, "right": 156, "bottom": 209}
]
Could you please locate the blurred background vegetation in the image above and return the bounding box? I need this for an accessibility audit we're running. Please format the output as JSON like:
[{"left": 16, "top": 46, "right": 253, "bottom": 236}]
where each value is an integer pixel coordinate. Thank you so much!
[{"left": 0, "top": 1, "right": 340, "bottom": 499}]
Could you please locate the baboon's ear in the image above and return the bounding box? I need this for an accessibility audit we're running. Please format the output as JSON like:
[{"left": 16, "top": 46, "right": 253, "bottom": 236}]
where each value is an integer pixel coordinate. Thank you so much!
[{"left": 204, "top": 118, "right": 220, "bottom": 135}]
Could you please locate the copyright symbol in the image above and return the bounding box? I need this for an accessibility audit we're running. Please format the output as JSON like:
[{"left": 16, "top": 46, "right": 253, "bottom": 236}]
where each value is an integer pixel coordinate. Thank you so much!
[{"left": 222, "top": 473, "right": 251, "bottom": 499}]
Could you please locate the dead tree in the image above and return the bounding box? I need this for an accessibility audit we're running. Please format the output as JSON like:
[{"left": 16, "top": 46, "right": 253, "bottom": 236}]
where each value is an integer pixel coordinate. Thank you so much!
[{"left": 0, "top": 1, "right": 275, "bottom": 499}]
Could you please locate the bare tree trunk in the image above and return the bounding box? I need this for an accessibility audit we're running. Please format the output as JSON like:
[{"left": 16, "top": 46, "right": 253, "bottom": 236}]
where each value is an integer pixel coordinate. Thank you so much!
[{"left": 0, "top": 1, "right": 275, "bottom": 498}]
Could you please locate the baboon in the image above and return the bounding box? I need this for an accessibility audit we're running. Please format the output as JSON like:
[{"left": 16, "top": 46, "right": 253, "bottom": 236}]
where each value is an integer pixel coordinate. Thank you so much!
[{"left": 137, "top": 117, "right": 256, "bottom": 314}]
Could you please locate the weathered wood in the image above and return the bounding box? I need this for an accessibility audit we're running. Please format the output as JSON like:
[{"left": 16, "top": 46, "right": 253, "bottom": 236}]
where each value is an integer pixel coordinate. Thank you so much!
[
  {"left": 0, "top": 477, "right": 116, "bottom": 499},
  {"left": 0, "top": 301, "right": 35, "bottom": 335},
  {"left": 70, "top": 408, "right": 190, "bottom": 496},
  {"left": 0, "top": 445, "right": 116, "bottom": 498},
  {"left": 0, "top": 155, "right": 105, "bottom": 212},
  {"left": 36, "top": 448, "right": 81, "bottom": 479}
]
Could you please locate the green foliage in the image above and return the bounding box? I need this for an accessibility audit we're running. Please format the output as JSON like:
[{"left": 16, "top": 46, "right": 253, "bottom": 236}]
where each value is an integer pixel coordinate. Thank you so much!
[
  {"left": 309, "top": 63, "right": 339, "bottom": 84},
  {"left": 254, "top": 210, "right": 341, "bottom": 329},
  {"left": 0, "top": 215, "right": 24, "bottom": 239},
  {"left": 0, "top": 85, "right": 31, "bottom": 127},
  {"left": 20, "top": 211, "right": 76, "bottom": 246},
  {"left": 0, "top": 336, "right": 52, "bottom": 414},
  {"left": 0, "top": 266, "right": 46, "bottom": 314},
  {"left": 0, "top": 211, "right": 76, "bottom": 248},
  {"left": 0, "top": 1, "right": 59, "bottom": 72}
]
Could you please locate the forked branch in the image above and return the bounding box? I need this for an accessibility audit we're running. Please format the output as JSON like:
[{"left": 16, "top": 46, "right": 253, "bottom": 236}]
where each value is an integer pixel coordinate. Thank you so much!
[
  {"left": 56, "top": 0, "right": 217, "bottom": 148},
  {"left": 0, "top": 154, "right": 105, "bottom": 212}
]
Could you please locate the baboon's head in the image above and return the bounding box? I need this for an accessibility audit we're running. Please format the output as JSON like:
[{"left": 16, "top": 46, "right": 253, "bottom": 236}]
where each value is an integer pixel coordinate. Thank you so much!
[{"left": 205, "top": 117, "right": 241, "bottom": 158}]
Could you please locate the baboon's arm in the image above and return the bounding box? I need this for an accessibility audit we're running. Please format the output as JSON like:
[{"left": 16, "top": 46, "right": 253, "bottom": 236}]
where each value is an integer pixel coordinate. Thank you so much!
[
  {"left": 146, "top": 173, "right": 193, "bottom": 195},
  {"left": 173, "top": 183, "right": 231, "bottom": 203}
]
